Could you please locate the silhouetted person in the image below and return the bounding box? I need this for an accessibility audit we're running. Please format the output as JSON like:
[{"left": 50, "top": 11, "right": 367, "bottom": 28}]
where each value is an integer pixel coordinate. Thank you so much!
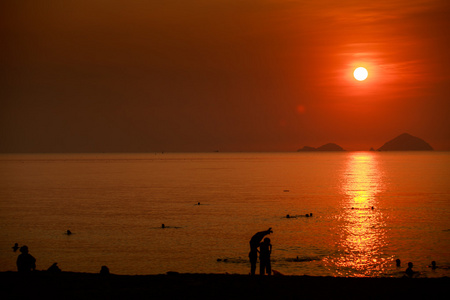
[
  {"left": 259, "top": 237, "right": 272, "bottom": 275},
  {"left": 16, "top": 246, "right": 36, "bottom": 272},
  {"left": 249, "top": 228, "right": 272, "bottom": 275},
  {"left": 309, "top": 213, "right": 313, "bottom": 217},
  {"left": 162, "top": 224, "right": 165, "bottom": 229},
  {"left": 396, "top": 259, "right": 401, "bottom": 267},
  {"left": 430, "top": 261, "right": 437, "bottom": 270},
  {"left": 305, "top": 214, "right": 309, "bottom": 217},
  {"left": 66, "top": 230, "right": 72, "bottom": 235},
  {"left": 47, "top": 263, "right": 61, "bottom": 273},
  {"left": 286, "top": 214, "right": 290, "bottom": 218},
  {"left": 12, "top": 243, "right": 19, "bottom": 252},
  {"left": 405, "top": 262, "right": 414, "bottom": 278},
  {"left": 100, "top": 265, "right": 110, "bottom": 275}
]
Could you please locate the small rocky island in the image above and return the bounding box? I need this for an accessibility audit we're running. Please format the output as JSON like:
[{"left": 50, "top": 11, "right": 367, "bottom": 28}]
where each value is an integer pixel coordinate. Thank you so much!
[
  {"left": 377, "top": 133, "right": 433, "bottom": 151},
  {"left": 298, "top": 143, "right": 345, "bottom": 152}
]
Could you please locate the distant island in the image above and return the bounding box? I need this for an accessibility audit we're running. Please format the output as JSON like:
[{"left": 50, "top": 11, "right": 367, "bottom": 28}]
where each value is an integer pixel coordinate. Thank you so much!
[
  {"left": 377, "top": 133, "right": 433, "bottom": 151},
  {"left": 298, "top": 143, "right": 345, "bottom": 152},
  {"left": 297, "top": 133, "right": 433, "bottom": 152}
]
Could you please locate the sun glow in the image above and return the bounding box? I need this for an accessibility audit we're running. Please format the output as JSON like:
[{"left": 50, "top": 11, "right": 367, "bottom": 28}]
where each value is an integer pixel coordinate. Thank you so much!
[
  {"left": 323, "top": 152, "right": 389, "bottom": 277},
  {"left": 353, "top": 67, "right": 368, "bottom": 81}
]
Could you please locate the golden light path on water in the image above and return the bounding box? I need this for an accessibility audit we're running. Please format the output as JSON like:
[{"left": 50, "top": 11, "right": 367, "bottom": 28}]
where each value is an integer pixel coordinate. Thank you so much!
[{"left": 324, "top": 152, "right": 391, "bottom": 277}]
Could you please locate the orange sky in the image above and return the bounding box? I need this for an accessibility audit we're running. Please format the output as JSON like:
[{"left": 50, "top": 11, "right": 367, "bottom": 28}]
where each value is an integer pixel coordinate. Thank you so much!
[{"left": 1, "top": 0, "right": 449, "bottom": 152}]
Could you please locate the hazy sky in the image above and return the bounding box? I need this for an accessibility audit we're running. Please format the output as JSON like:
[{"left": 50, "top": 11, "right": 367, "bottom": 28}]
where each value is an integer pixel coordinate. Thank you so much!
[{"left": 1, "top": 0, "right": 449, "bottom": 152}]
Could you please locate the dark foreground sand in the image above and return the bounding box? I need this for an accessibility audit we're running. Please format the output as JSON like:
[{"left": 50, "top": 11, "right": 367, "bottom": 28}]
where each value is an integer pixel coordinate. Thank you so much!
[{"left": 1, "top": 271, "right": 448, "bottom": 299}]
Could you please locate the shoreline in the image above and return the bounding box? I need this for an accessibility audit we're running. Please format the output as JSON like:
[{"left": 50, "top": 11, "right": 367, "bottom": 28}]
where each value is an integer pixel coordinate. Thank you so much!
[{"left": 1, "top": 271, "right": 448, "bottom": 299}]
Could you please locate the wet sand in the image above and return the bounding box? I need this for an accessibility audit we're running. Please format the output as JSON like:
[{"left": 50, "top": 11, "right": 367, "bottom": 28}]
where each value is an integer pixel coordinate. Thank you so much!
[{"left": 1, "top": 271, "right": 448, "bottom": 299}]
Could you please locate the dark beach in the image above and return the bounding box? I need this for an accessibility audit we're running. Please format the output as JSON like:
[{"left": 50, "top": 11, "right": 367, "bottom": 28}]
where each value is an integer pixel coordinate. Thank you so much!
[{"left": 1, "top": 271, "right": 448, "bottom": 299}]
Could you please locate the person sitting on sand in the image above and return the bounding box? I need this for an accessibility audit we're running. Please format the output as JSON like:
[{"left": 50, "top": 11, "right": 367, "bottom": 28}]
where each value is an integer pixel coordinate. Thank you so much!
[
  {"left": 249, "top": 228, "right": 272, "bottom": 275},
  {"left": 16, "top": 245, "right": 36, "bottom": 272},
  {"left": 405, "top": 262, "right": 414, "bottom": 278},
  {"left": 100, "top": 265, "right": 110, "bottom": 275},
  {"left": 259, "top": 237, "right": 272, "bottom": 276}
]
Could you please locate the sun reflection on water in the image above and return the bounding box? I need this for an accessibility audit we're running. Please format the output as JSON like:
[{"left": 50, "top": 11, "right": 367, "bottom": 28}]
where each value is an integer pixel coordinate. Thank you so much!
[{"left": 324, "top": 152, "right": 391, "bottom": 277}]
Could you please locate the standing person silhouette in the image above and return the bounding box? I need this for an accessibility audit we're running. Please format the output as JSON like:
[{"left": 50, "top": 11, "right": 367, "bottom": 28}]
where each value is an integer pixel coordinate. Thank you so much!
[
  {"left": 16, "top": 246, "right": 36, "bottom": 272},
  {"left": 249, "top": 228, "right": 272, "bottom": 275},
  {"left": 259, "top": 238, "right": 272, "bottom": 275}
]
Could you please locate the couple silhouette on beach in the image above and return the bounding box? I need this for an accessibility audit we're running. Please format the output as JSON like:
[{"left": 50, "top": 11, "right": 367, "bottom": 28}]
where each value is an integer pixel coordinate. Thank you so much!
[{"left": 249, "top": 227, "right": 273, "bottom": 275}]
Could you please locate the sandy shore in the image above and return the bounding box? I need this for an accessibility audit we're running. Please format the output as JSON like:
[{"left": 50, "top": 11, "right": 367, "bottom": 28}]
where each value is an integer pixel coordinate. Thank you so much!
[{"left": 1, "top": 271, "right": 448, "bottom": 299}]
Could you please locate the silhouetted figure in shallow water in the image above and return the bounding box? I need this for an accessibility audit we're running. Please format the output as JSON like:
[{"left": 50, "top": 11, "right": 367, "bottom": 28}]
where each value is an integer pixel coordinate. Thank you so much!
[
  {"left": 405, "top": 262, "right": 414, "bottom": 277},
  {"left": 12, "top": 243, "right": 19, "bottom": 252},
  {"left": 47, "top": 263, "right": 61, "bottom": 273},
  {"left": 430, "top": 261, "right": 437, "bottom": 270},
  {"left": 259, "top": 238, "right": 272, "bottom": 275},
  {"left": 16, "top": 246, "right": 36, "bottom": 272},
  {"left": 66, "top": 230, "right": 72, "bottom": 235},
  {"left": 162, "top": 224, "right": 165, "bottom": 229},
  {"left": 396, "top": 259, "right": 401, "bottom": 267},
  {"left": 249, "top": 228, "right": 272, "bottom": 275}
]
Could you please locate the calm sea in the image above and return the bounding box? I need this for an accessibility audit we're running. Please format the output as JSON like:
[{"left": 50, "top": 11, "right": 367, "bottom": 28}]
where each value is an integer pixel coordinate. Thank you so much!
[{"left": 1, "top": 152, "right": 449, "bottom": 277}]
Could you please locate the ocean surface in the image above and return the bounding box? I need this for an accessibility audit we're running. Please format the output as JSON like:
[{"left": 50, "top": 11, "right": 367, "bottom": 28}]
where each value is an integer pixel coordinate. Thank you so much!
[{"left": 1, "top": 152, "right": 449, "bottom": 277}]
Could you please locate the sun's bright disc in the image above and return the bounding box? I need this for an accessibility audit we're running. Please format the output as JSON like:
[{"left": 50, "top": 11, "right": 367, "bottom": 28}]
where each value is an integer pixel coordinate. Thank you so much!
[{"left": 353, "top": 67, "right": 368, "bottom": 81}]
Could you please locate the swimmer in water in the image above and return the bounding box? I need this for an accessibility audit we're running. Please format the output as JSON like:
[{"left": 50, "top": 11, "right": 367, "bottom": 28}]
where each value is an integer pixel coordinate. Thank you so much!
[
  {"left": 430, "top": 261, "right": 437, "bottom": 270},
  {"left": 405, "top": 262, "right": 414, "bottom": 278}
]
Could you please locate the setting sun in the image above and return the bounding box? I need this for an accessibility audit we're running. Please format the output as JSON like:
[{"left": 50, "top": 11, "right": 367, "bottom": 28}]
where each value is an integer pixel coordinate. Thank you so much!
[{"left": 354, "top": 67, "right": 368, "bottom": 81}]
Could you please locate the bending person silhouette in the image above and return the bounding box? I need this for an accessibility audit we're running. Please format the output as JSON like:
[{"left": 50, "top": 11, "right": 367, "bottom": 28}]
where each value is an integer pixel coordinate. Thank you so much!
[
  {"left": 16, "top": 245, "right": 36, "bottom": 272},
  {"left": 249, "top": 227, "right": 272, "bottom": 275}
]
